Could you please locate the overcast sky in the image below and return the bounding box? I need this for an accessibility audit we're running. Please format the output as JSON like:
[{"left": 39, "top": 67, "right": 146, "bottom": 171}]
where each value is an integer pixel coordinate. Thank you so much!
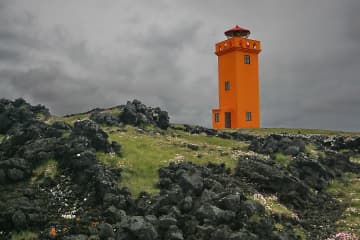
[{"left": 0, "top": 0, "right": 359, "bottom": 131}]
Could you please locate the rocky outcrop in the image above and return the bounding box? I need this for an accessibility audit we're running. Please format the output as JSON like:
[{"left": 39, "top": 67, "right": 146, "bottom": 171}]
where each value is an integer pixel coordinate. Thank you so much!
[
  {"left": 249, "top": 134, "right": 306, "bottom": 156},
  {"left": 0, "top": 98, "right": 49, "bottom": 134},
  {"left": 88, "top": 99, "right": 170, "bottom": 130},
  {"left": 119, "top": 100, "right": 170, "bottom": 130},
  {"left": 181, "top": 124, "right": 255, "bottom": 141}
]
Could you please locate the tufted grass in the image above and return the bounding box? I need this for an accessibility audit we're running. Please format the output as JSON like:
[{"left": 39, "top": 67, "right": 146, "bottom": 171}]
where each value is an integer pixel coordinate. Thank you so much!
[
  {"left": 11, "top": 231, "right": 38, "bottom": 240},
  {"left": 31, "top": 159, "right": 58, "bottom": 184},
  {"left": 350, "top": 155, "right": 360, "bottom": 164},
  {"left": 327, "top": 172, "right": 360, "bottom": 235},
  {"left": 97, "top": 125, "right": 249, "bottom": 197},
  {"left": 274, "top": 152, "right": 292, "bottom": 167},
  {"left": 46, "top": 113, "right": 90, "bottom": 126}
]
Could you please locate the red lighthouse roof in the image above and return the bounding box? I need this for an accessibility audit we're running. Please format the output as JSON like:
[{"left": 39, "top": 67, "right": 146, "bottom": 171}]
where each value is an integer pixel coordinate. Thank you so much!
[{"left": 224, "top": 25, "right": 251, "bottom": 38}]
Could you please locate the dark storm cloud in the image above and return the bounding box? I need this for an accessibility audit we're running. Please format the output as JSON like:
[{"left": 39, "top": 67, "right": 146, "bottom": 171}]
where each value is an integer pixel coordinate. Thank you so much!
[{"left": 0, "top": 0, "right": 359, "bottom": 131}]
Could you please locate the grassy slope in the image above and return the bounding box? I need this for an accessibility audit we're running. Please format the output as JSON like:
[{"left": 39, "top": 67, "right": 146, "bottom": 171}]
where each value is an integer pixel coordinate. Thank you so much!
[
  {"left": 99, "top": 125, "right": 250, "bottom": 196},
  {"left": 327, "top": 172, "right": 360, "bottom": 235},
  {"left": 53, "top": 113, "right": 360, "bottom": 237}
]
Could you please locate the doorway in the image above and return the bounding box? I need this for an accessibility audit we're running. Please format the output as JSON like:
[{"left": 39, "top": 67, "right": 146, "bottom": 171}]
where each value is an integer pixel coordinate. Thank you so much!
[{"left": 225, "top": 112, "right": 231, "bottom": 128}]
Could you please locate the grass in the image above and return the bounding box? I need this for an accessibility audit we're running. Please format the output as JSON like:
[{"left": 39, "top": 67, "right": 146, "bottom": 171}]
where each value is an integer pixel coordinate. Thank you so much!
[
  {"left": 46, "top": 113, "right": 90, "bottom": 125},
  {"left": 97, "top": 125, "right": 249, "bottom": 197},
  {"left": 31, "top": 159, "right": 58, "bottom": 183},
  {"left": 327, "top": 172, "right": 360, "bottom": 235},
  {"left": 103, "top": 107, "right": 122, "bottom": 117},
  {"left": 350, "top": 155, "right": 360, "bottom": 164},
  {"left": 251, "top": 193, "right": 296, "bottom": 218},
  {"left": 221, "top": 127, "right": 360, "bottom": 136},
  {"left": 11, "top": 231, "right": 38, "bottom": 240},
  {"left": 0, "top": 134, "right": 4, "bottom": 143},
  {"left": 274, "top": 152, "right": 292, "bottom": 167},
  {"left": 304, "top": 143, "right": 327, "bottom": 159},
  {"left": 294, "top": 228, "right": 307, "bottom": 240}
]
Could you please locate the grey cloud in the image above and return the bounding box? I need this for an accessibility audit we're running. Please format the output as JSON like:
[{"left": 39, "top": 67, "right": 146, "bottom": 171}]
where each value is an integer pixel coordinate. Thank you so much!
[{"left": 0, "top": 0, "right": 359, "bottom": 131}]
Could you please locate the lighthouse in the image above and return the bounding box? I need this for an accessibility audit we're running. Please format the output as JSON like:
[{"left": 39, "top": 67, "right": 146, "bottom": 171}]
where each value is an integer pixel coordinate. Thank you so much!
[{"left": 212, "top": 25, "right": 261, "bottom": 129}]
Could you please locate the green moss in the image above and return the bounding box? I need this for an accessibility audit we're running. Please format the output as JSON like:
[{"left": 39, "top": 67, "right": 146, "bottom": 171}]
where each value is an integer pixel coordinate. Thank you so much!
[
  {"left": 62, "top": 113, "right": 90, "bottom": 125},
  {"left": 103, "top": 107, "right": 122, "bottom": 117},
  {"left": 318, "top": 151, "right": 326, "bottom": 159},
  {"left": 11, "top": 231, "right": 38, "bottom": 240},
  {"left": 327, "top": 173, "right": 360, "bottom": 235},
  {"left": 46, "top": 113, "right": 89, "bottom": 126},
  {"left": 31, "top": 159, "right": 58, "bottom": 183},
  {"left": 248, "top": 214, "right": 262, "bottom": 223},
  {"left": 36, "top": 113, "right": 48, "bottom": 122},
  {"left": 274, "top": 153, "right": 291, "bottom": 167},
  {"left": 274, "top": 223, "right": 284, "bottom": 231},
  {"left": 61, "top": 130, "right": 71, "bottom": 138},
  {"left": 294, "top": 228, "right": 307, "bottom": 240},
  {"left": 350, "top": 155, "right": 360, "bottom": 164}
]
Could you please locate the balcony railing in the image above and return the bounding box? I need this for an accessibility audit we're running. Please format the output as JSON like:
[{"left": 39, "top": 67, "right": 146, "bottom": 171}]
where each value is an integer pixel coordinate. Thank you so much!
[{"left": 215, "top": 37, "right": 261, "bottom": 54}]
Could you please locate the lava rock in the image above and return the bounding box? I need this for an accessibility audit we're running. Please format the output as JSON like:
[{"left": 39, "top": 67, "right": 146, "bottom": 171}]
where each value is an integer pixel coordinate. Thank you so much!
[
  {"left": 11, "top": 210, "right": 27, "bottom": 230},
  {"left": 125, "top": 216, "right": 158, "bottom": 240},
  {"left": 98, "top": 222, "right": 115, "bottom": 239},
  {"left": 90, "top": 111, "right": 119, "bottom": 126},
  {"left": 178, "top": 170, "right": 203, "bottom": 194},
  {"left": 72, "top": 120, "right": 112, "bottom": 152}
]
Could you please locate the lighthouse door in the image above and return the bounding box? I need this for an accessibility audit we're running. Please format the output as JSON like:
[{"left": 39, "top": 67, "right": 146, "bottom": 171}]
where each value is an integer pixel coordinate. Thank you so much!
[{"left": 225, "top": 112, "right": 231, "bottom": 128}]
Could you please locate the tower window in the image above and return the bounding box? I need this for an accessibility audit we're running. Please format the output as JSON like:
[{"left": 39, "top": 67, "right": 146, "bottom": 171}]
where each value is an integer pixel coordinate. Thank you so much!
[
  {"left": 244, "top": 55, "right": 250, "bottom": 64},
  {"left": 245, "top": 112, "right": 252, "bottom": 121},
  {"left": 225, "top": 81, "right": 230, "bottom": 91},
  {"left": 214, "top": 112, "right": 220, "bottom": 122}
]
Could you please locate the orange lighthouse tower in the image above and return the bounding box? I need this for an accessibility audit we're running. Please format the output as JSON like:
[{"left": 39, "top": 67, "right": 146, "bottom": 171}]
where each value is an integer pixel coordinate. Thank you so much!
[{"left": 212, "top": 25, "right": 261, "bottom": 129}]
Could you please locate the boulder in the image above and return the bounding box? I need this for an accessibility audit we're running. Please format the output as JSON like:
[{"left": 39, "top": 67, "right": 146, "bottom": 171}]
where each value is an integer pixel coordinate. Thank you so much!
[
  {"left": 72, "top": 120, "right": 112, "bottom": 152},
  {"left": 158, "top": 215, "right": 177, "bottom": 229},
  {"left": 64, "top": 235, "right": 89, "bottom": 240},
  {"left": 98, "top": 222, "right": 115, "bottom": 239},
  {"left": 90, "top": 112, "right": 119, "bottom": 126},
  {"left": 178, "top": 170, "right": 203, "bottom": 194},
  {"left": 165, "top": 225, "right": 184, "bottom": 240},
  {"left": 125, "top": 216, "right": 158, "bottom": 240},
  {"left": 11, "top": 210, "right": 27, "bottom": 230}
]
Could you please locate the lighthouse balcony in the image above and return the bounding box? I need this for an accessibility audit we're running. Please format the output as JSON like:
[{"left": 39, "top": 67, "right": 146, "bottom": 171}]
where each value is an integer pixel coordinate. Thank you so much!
[{"left": 215, "top": 38, "right": 261, "bottom": 55}]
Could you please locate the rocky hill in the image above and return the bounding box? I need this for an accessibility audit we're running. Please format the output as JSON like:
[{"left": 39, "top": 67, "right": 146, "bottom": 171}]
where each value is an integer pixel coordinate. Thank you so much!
[{"left": 0, "top": 98, "right": 359, "bottom": 240}]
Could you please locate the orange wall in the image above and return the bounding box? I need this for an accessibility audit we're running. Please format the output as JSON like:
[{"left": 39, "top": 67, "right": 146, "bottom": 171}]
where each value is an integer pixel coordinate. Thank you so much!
[{"left": 212, "top": 37, "right": 261, "bottom": 129}]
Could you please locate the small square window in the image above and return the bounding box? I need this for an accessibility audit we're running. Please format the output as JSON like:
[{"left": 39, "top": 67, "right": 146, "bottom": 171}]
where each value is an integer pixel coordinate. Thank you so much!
[
  {"left": 225, "top": 81, "right": 230, "bottom": 91},
  {"left": 214, "top": 113, "right": 220, "bottom": 122},
  {"left": 245, "top": 112, "right": 252, "bottom": 121},
  {"left": 244, "top": 55, "right": 250, "bottom": 64}
]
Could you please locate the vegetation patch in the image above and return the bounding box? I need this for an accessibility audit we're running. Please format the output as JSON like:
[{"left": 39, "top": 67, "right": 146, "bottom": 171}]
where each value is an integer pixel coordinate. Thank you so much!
[
  {"left": 0, "top": 134, "right": 4, "bottom": 143},
  {"left": 251, "top": 193, "right": 297, "bottom": 218},
  {"left": 327, "top": 172, "right": 360, "bottom": 236},
  {"left": 223, "top": 128, "right": 360, "bottom": 136},
  {"left": 11, "top": 231, "right": 38, "bottom": 240},
  {"left": 97, "top": 125, "right": 248, "bottom": 197},
  {"left": 46, "top": 113, "right": 90, "bottom": 126},
  {"left": 31, "top": 159, "right": 58, "bottom": 184},
  {"left": 293, "top": 228, "right": 307, "bottom": 240},
  {"left": 274, "top": 152, "right": 292, "bottom": 167},
  {"left": 350, "top": 155, "right": 360, "bottom": 164}
]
